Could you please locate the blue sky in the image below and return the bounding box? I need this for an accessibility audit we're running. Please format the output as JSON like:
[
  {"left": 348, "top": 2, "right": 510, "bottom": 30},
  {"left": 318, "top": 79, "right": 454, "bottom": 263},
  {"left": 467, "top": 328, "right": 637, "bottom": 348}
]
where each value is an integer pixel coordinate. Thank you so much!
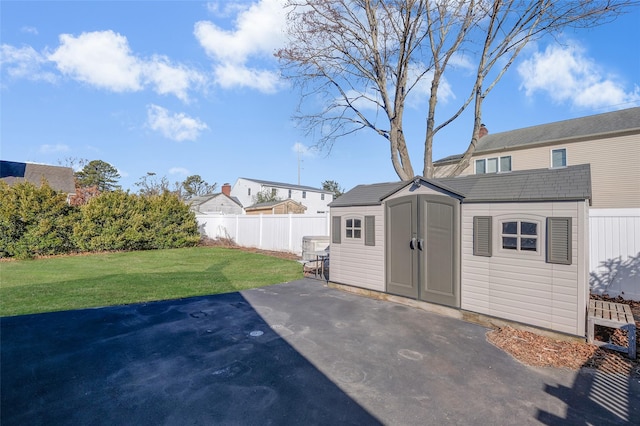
[{"left": 2, "top": 1, "right": 639, "bottom": 193}]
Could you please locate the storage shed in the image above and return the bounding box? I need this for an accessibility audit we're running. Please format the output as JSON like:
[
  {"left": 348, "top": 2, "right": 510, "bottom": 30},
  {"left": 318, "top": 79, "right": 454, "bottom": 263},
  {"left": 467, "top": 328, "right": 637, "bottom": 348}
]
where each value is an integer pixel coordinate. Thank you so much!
[{"left": 328, "top": 164, "right": 591, "bottom": 337}]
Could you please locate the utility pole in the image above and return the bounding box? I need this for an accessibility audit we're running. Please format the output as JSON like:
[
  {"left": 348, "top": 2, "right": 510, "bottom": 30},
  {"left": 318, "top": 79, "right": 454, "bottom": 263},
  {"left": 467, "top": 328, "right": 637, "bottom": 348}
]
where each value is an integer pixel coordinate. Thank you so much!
[{"left": 297, "top": 144, "right": 302, "bottom": 185}]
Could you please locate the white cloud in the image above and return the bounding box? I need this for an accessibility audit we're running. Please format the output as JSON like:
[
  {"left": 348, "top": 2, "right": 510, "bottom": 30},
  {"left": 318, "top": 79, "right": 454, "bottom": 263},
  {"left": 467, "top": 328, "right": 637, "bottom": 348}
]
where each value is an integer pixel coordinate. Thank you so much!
[
  {"left": 292, "top": 142, "right": 317, "bottom": 157},
  {"left": 142, "top": 55, "right": 206, "bottom": 102},
  {"left": 39, "top": 144, "right": 70, "bottom": 153},
  {"left": 214, "top": 62, "right": 281, "bottom": 92},
  {"left": 49, "top": 31, "right": 143, "bottom": 92},
  {"left": 0, "top": 44, "right": 57, "bottom": 82},
  {"left": 169, "top": 167, "right": 190, "bottom": 176},
  {"left": 21, "top": 26, "right": 39, "bottom": 35},
  {"left": 517, "top": 42, "right": 640, "bottom": 110},
  {"left": 20, "top": 31, "right": 206, "bottom": 102},
  {"left": 194, "top": 0, "right": 286, "bottom": 92},
  {"left": 206, "top": 1, "right": 249, "bottom": 18},
  {"left": 146, "top": 104, "right": 209, "bottom": 142}
]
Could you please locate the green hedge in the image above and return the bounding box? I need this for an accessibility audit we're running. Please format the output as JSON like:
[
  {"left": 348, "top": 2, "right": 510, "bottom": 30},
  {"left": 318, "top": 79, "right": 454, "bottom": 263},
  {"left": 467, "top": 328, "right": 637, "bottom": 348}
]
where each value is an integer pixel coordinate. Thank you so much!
[{"left": 0, "top": 182, "right": 200, "bottom": 259}]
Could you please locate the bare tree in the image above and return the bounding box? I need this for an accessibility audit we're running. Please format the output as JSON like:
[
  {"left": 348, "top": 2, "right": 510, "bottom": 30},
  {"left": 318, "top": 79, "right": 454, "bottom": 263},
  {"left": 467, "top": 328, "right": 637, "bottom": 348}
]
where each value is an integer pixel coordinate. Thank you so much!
[
  {"left": 181, "top": 175, "right": 217, "bottom": 199},
  {"left": 277, "top": 0, "right": 633, "bottom": 179}
]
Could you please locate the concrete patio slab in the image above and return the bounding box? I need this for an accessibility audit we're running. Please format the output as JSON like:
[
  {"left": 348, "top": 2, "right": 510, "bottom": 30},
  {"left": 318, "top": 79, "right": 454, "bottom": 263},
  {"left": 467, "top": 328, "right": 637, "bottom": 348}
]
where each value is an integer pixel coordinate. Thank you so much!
[{"left": 2, "top": 279, "right": 638, "bottom": 425}]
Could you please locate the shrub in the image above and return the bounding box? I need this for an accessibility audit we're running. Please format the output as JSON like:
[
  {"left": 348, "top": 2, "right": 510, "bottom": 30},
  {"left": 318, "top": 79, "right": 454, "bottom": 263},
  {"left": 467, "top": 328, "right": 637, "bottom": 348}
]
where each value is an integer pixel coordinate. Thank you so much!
[
  {"left": 74, "top": 191, "right": 199, "bottom": 251},
  {"left": 0, "top": 181, "right": 79, "bottom": 259}
]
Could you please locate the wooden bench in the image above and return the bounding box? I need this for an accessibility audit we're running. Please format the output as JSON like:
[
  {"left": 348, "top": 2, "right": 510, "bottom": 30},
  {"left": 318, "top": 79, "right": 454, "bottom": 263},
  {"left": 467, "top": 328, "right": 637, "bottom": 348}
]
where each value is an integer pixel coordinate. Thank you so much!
[{"left": 588, "top": 300, "right": 636, "bottom": 359}]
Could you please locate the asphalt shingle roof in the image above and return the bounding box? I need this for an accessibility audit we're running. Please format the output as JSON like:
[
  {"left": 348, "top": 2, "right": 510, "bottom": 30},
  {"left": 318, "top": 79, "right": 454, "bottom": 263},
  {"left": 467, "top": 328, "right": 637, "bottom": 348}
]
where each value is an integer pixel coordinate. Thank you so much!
[
  {"left": 329, "top": 164, "right": 591, "bottom": 207},
  {"left": 435, "top": 107, "right": 640, "bottom": 164},
  {"left": 1, "top": 160, "right": 76, "bottom": 194}
]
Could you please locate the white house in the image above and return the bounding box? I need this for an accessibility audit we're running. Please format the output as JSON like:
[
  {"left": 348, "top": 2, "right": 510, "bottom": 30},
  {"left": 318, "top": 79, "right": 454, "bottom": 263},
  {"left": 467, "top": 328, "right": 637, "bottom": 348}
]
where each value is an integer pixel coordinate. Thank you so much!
[
  {"left": 231, "top": 178, "right": 333, "bottom": 215},
  {"left": 187, "top": 184, "right": 243, "bottom": 215}
]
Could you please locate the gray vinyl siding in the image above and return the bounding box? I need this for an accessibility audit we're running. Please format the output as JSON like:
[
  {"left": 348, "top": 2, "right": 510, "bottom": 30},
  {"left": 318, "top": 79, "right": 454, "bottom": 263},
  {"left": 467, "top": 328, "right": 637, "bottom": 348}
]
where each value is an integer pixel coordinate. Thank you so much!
[
  {"left": 330, "top": 205, "right": 385, "bottom": 292},
  {"left": 434, "top": 133, "right": 639, "bottom": 208},
  {"left": 460, "top": 201, "right": 588, "bottom": 336}
]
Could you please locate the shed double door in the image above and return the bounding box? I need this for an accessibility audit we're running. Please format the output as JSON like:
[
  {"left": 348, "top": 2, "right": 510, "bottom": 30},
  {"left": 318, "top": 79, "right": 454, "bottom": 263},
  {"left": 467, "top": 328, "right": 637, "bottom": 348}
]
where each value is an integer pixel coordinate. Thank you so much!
[{"left": 385, "top": 195, "right": 460, "bottom": 308}]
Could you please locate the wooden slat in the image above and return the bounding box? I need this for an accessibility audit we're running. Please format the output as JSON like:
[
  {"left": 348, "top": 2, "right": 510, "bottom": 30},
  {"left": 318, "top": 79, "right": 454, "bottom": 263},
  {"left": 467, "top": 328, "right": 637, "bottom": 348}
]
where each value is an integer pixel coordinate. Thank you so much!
[{"left": 587, "top": 299, "right": 636, "bottom": 359}]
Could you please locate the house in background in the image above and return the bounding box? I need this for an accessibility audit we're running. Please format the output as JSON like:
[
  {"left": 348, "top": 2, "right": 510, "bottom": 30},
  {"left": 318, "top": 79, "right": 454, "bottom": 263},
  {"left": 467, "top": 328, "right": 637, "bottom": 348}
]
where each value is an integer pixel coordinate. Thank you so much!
[
  {"left": 0, "top": 160, "right": 76, "bottom": 202},
  {"left": 433, "top": 107, "right": 640, "bottom": 209},
  {"left": 245, "top": 199, "right": 307, "bottom": 215},
  {"left": 432, "top": 107, "right": 640, "bottom": 300},
  {"left": 188, "top": 183, "right": 243, "bottom": 215},
  {"left": 231, "top": 178, "right": 333, "bottom": 215}
]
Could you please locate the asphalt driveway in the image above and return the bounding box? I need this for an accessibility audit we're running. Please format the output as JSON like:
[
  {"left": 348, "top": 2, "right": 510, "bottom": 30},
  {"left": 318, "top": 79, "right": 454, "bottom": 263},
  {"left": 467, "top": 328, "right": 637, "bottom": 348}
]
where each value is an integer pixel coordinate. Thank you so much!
[{"left": 2, "top": 279, "right": 638, "bottom": 425}]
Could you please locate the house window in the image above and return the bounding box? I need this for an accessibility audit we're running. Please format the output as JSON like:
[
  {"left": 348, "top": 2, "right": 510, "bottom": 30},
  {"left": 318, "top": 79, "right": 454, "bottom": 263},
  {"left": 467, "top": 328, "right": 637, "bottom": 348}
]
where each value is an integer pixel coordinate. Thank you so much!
[
  {"left": 271, "top": 188, "right": 277, "bottom": 196},
  {"left": 501, "top": 220, "right": 538, "bottom": 252},
  {"left": 345, "top": 218, "right": 362, "bottom": 239},
  {"left": 476, "top": 156, "right": 511, "bottom": 174},
  {"left": 248, "top": 188, "right": 251, "bottom": 196},
  {"left": 551, "top": 148, "right": 566, "bottom": 168},
  {"left": 321, "top": 193, "right": 325, "bottom": 201},
  {"left": 288, "top": 189, "right": 292, "bottom": 198},
  {"left": 302, "top": 191, "right": 307, "bottom": 199}
]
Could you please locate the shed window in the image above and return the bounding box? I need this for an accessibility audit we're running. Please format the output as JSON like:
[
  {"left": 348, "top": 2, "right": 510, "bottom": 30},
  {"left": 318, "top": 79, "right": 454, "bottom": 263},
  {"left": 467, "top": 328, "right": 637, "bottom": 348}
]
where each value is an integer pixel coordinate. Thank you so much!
[
  {"left": 346, "top": 218, "right": 362, "bottom": 239},
  {"left": 501, "top": 220, "right": 538, "bottom": 252}
]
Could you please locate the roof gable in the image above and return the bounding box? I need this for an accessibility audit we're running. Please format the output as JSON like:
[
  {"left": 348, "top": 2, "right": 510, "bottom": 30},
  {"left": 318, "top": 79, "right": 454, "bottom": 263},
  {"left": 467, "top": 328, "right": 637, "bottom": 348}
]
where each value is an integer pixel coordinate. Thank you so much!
[{"left": 189, "top": 193, "right": 242, "bottom": 207}]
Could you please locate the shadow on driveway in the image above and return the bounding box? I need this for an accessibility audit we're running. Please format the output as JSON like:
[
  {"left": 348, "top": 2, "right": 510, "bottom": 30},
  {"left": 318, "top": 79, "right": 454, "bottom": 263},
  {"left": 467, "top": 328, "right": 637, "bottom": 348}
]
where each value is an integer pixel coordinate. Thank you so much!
[
  {"left": 2, "top": 279, "right": 639, "bottom": 425},
  {"left": 1, "top": 286, "right": 380, "bottom": 425}
]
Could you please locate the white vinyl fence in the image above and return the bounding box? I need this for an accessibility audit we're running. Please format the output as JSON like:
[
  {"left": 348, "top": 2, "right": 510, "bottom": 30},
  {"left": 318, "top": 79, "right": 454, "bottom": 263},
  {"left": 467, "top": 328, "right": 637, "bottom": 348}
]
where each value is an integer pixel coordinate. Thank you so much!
[
  {"left": 196, "top": 213, "right": 330, "bottom": 255},
  {"left": 589, "top": 209, "right": 640, "bottom": 300}
]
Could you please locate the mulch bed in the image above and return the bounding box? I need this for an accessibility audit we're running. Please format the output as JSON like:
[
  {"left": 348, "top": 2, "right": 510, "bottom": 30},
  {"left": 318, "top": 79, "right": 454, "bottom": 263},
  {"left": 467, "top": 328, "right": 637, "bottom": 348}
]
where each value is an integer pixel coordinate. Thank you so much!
[{"left": 487, "top": 294, "right": 640, "bottom": 377}]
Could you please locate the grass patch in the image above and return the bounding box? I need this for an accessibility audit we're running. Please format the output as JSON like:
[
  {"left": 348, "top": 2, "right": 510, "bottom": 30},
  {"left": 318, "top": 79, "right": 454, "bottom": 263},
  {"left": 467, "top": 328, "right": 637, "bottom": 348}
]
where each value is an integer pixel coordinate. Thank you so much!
[{"left": 0, "top": 247, "right": 302, "bottom": 317}]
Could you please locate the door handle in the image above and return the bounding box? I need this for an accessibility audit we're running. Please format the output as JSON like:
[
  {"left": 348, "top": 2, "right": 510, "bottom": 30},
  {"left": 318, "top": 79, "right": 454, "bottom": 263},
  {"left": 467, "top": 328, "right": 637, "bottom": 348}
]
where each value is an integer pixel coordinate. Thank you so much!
[
  {"left": 409, "top": 238, "right": 417, "bottom": 250},
  {"left": 417, "top": 239, "right": 424, "bottom": 251}
]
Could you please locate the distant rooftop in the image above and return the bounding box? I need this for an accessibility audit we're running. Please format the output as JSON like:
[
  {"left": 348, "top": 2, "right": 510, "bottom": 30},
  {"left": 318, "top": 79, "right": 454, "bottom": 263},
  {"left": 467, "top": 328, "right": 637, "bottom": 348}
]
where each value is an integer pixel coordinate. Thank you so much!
[
  {"left": 239, "top": 177, "right": 331, "bottom": 194},
  {"left": 1, "top": 160, "right": 76, "bottom": 194}
]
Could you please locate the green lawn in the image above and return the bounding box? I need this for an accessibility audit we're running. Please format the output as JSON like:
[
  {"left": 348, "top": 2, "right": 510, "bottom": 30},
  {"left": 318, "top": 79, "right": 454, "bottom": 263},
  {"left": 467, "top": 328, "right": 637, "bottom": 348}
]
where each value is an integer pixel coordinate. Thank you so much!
[{"left": 0, "top": 247, "right": 303, "bottom": 317}]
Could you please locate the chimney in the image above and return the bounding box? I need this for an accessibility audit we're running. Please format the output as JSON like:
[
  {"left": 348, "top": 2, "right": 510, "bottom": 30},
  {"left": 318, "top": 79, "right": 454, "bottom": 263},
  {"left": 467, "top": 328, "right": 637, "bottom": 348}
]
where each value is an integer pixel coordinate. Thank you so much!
[
  {"left": 221, "top": 183, "right": 231, "bottom": 196},
  {"left": 479, "top": 123, "right": 488, "bottom": 138}
]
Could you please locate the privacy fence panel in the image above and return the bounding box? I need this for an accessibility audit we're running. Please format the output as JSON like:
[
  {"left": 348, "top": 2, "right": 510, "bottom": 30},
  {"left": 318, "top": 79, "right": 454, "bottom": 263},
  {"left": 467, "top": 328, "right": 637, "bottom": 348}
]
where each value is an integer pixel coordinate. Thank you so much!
[
  {"left": 589, "top": 209, "right": 640, "bottom": 300},
  {"left": 196, "top": 213, "right": 330, "bottom": 255}
]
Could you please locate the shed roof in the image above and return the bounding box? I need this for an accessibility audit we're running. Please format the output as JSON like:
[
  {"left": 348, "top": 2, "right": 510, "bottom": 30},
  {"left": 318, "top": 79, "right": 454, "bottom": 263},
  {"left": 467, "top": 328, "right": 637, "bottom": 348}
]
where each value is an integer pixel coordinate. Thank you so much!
[
  {"left": 1, "top": 160, "right": 76, "bottom": 194},
  {"left": 245, "top": 199, "right": 307, "bottom": 210},
  {"left": 435, "top": 107, "right": 640, "bottom": 164},
  {"left": 329, "top": 164, "right": 591, "bottom": 207}
]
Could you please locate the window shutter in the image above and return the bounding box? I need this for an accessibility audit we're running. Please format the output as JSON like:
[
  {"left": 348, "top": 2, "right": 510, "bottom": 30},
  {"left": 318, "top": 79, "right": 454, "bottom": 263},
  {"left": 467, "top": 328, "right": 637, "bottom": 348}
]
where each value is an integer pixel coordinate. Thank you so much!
[
  {"left": 365, "top": 216, "right": 375, "bottom": 246},
  {"left": 473, "top": 216, "right": 492, "bottom": 257},
  {"left": 332, "top": 216, "right": 341, "bottom": 244},
  {"left": 547, "top": 217, "right": 572, "bottom": 265}
]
